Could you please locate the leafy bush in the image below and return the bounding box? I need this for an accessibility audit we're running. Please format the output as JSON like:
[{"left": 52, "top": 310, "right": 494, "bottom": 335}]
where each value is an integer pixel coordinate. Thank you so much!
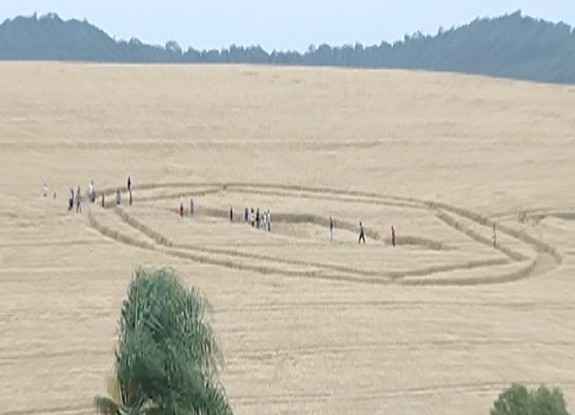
[
  {"left": 491, "top": 383, "right": 570, "bottom": 415},
  {"left": 94, "top": 267, "right": 232, "bottom": 415}
]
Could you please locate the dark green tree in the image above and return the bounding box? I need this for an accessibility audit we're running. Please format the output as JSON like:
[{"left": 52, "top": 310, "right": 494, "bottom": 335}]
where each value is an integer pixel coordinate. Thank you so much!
[{"left": 94, "top": 267, "right": 232, "bottom": 415}]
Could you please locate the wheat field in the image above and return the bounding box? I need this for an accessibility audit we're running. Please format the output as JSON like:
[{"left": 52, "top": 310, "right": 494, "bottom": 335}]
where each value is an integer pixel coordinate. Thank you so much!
[{"left": 1, "top": 62, "right": 575, "bottom": 415}]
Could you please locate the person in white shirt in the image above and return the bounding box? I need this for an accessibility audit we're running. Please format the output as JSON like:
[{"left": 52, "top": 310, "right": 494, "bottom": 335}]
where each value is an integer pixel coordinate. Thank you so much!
[
  {"left": 261, "top": 212, "right": 267, "bottom": 230},
  {"left": 42, "top": 183, "right": 48, "bottom": 197},
  {"left": 88, "top": 181, "right": 95, "bottom": 203}
]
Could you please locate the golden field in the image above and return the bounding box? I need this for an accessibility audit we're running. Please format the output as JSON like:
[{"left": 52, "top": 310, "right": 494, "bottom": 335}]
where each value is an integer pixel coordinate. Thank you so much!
[{"left": 1, "top": 62, "right": 575, "bottom": 415}]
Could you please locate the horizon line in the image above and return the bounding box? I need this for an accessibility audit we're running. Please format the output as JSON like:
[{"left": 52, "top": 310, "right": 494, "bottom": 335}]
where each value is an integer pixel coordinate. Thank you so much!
[{"left": 2, "top": 9, "right": 573, "bottom": 54}]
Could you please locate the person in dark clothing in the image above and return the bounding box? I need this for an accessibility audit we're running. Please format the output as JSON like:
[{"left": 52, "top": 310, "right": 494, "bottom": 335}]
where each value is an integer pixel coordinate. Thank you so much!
[
  {"left": 229, "top": 207, "right": 233, "bottom": 223},
  {"left": 492, "top": 223, "right": 497, "bottom": 248},
  {"left": 127, "top": 176, "right": 131, "bottom": 192},
  {"left": 68, "top": 188, "right": 74, "bottom": 211},
  {"left": 391, "top": 225, "right": 396, "bottom": 247},
  {"left": 75, "top": 186, "right": 82, "bottom": 213},
  {"left": 358, "top": 222, "right": 366, "bottom": 244},
  {"left": 329, "top": 216, "right": 334, "bottom": 242}
]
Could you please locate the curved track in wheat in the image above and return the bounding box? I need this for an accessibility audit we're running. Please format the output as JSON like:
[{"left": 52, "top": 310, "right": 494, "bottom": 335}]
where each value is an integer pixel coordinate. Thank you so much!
[{"left": 86, "top": 181, "right": 561, "bottom": 286}]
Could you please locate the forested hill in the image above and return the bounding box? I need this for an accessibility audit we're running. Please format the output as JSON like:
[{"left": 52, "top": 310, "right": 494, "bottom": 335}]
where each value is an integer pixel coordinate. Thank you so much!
[{"left": 1, "top": 11, "right": 574, "bottom": 84}]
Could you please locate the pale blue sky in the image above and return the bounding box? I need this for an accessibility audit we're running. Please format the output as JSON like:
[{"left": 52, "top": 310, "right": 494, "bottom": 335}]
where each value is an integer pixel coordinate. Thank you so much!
[{"left": 1, "top": 1, "right": 574, "bottom": 52}]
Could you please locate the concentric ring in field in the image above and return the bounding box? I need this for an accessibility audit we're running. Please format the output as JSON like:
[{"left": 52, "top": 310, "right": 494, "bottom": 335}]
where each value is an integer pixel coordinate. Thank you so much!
[{"left": 87, "top": 182, "right": 561, "bottom": 286}]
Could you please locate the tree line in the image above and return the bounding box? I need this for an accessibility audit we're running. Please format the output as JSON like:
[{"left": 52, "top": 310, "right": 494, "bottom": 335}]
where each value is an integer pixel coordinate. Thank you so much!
[{"left": 1, "top": 11, "right": 574, "bottom": 83}]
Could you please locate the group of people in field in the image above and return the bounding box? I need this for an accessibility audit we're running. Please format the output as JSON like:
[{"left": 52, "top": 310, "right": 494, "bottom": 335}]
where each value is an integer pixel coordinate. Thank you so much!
[
  {"left": 179, "top": 197, "right": 195, "bottom": 217},
  {"left": 42, "top": 175, "right": 133, "bottom": 213},
  {"left": 179, "top": 201, "right": 273, "bottom": 232},
  {"left": 242, "top": 207, "right": 272, "bottom": 231},
  {"left": 68, "top": 185, "right": 84, "bottom": 213},
  {"left": 46, "top": 178, "right": 500, "bottom": 249}
]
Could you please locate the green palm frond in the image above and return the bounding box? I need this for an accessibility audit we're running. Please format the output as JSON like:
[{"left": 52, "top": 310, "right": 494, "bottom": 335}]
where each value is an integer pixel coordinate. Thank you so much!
[{"left": 98, "top": 266, "right": 233, "bottom": 415}]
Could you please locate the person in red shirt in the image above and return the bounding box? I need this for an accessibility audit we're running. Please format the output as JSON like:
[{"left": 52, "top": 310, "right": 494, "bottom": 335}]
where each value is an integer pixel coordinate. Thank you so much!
[{"left": 180, "top": 203, "right": 184, "bottom": 218}]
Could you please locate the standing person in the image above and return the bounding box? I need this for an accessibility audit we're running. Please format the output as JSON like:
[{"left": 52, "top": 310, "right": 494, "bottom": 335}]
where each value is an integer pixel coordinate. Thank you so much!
[
  {"left": 116, "top": 190, "right": 121, "bottom": 205},
  {"left": 68, "top": 188, "right": 74, "bottom": 211},
  {"left": 244, "top": 207, "right": 249, "bottom": 223},
  {"left": 180, "top": 203, "right": 184, "bottom": 218},
  {"left": 492, "top": 223, "right": 497, "bottom": 248},
  {"left": 75, "top": 186, "right": 82, "bottom": 213},
  {"left": 256, "top": 208, "right": 260, "bottom": 228},
  {"left": 358, "top": 222, "right": 366, "bottom": 244},
  {"left": 189, "top": 198, "right": 194, "bottom": 216},
  {"left": 267, "top": 210, "right": 271, "bottom": 232},
  {"left": 391, "top": 225, "right": 396, "bottom": 247},
  {"left": 260, "top": 212, "right": 266, "bottom": 230},
  {"left": 88, "top": 181, "right": 94, "bottom": 203},
  {"left": 229, "top": 207, "right": 233, "bottom": 223},
  {"left": 329, "top": 216, "right": 334, "bottom": 242},
  {"left": 127, "top": 176, "right": 131, "bottom": 192},
  {"left": 101, "top": 192, "right": 105, "bottom": 208},
  {"left": 42, "top": 183, "right": 48, "bottom": 197}
]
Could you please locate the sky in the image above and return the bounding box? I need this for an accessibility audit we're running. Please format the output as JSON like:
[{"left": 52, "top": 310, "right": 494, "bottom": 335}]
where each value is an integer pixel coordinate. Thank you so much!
[{"left": 1, "top": 1, "right": 574, "bottom": 52}]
